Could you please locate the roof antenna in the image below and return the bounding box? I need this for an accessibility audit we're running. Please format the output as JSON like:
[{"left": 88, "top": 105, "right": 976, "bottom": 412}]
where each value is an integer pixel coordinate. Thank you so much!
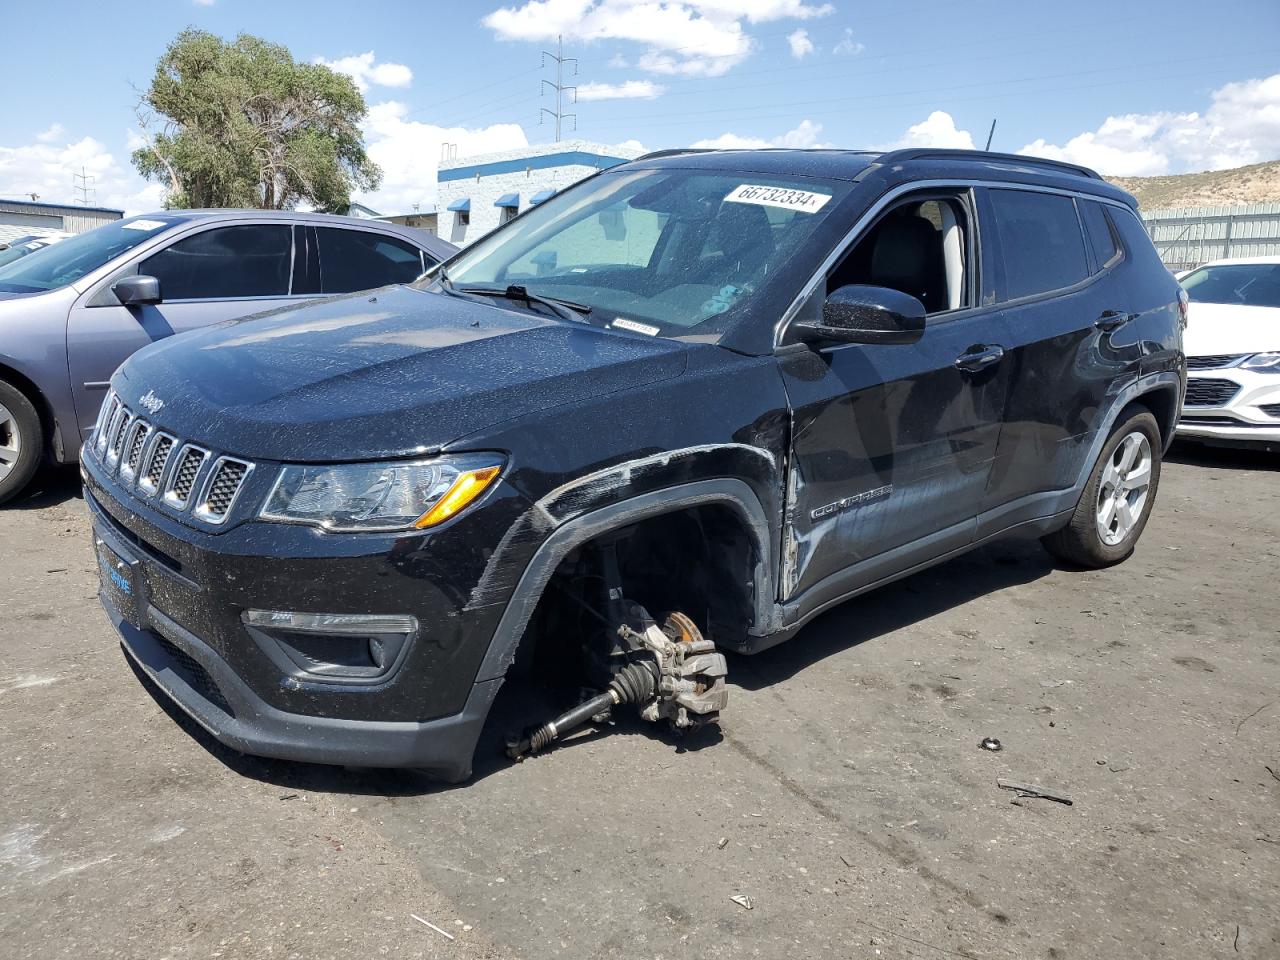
[{"left": 984, "top": 119, "right": 997, "bottom": 152}]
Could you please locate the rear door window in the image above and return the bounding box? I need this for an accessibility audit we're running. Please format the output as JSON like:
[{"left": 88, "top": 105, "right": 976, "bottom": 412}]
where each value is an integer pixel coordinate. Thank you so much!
[
  {"left": 142, "top": 224, "right": 292, "bottom": 300},
  {"left": 1079, "top": 200, "right": 1120, "bottom": 271},
  {"left": 316, "top": 228, "right": 425, "bottom": 293},
  {"left": 990, "top": 189, "right": 1089, "bottom": 300}
]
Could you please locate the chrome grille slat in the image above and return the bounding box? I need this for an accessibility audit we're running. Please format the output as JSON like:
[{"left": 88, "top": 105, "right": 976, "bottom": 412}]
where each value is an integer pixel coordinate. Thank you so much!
[
  {"left": 193, "top": 457, "right": 253, "bottom": 524},
  {"left": 138, "top": 434, "right": 175, "bottom": 495},
  {"left": 120, "top": 421, "right": 151, "bottom": 482},
  {"left": 106, "top": 407, "right": 134, "bottom": 468},
  {"left": 163, "top": 445, "right": 209, "bottom": 510},
  {"left": 93, "top": 392, "right": 118, "bottom": 454}
]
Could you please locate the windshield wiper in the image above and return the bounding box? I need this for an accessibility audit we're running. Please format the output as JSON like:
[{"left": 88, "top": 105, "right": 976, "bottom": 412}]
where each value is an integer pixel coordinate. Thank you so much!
[{"left": 459, "top": 284, "right": 592, "bottom": 323}]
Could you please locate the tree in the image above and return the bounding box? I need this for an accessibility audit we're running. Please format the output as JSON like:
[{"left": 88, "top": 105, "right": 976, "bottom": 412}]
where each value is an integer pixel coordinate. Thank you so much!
[{"left": 132, "top": 29, "right": 381, "bottom": 210}]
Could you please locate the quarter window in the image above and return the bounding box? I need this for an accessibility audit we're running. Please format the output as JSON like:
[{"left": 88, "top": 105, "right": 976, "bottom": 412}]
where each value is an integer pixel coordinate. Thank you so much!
[
  {"left": 990, "top": 189, "right": 1089, "bottom": 300},
  {"left": 1079, "top": 200, "right": 1120, "bottom": 271},
  {"left": 316, "top": 228, "right": 425, "bottom": 293},
  {"left": 142, "top": 224, "right": 292, "bottom": 299}
]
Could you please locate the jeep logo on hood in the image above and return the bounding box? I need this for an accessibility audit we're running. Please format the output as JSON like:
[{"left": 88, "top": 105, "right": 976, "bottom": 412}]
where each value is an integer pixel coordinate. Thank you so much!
[{"left": 138, "top": 390, "right": 164, "bottom": 415}]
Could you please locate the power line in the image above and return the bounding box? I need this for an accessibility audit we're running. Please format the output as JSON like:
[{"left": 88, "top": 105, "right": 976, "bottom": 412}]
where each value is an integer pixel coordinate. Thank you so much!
[
  {"left": 73, "top": 167, "right": 96, "bottom": 206},
  {"left": 540, "top": 35, "right": 578, "bottom": 141}
]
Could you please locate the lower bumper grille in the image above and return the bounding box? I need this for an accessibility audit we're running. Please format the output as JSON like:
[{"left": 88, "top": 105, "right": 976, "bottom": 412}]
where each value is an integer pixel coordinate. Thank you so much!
[
  {"left": 1261, "top": 403, "right": 1280, "bottom": 419},
  {"left": 155, "top": 634, "right": 235, "bottom": 717},
  {"left": 1184, "top": 378, "right": 1241, "bottom": 406},
  {"left": 1186, "top": 354, "right": 1245, "bottom": 370}
]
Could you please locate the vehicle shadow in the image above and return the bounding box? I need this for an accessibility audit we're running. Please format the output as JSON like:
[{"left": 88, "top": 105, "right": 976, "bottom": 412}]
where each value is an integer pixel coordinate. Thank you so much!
[
  {"left": 6, "top": 465, "right": 83, "bottom": 509},
  {"left": 731, "top": 538, "right": 1053, "bottom": 691},
  {"left": 1166, "top": 439, "right": 1279, "bottom": 471},
  {"left": 129, "top": 537, "right": 1054, "bottom": 798}
]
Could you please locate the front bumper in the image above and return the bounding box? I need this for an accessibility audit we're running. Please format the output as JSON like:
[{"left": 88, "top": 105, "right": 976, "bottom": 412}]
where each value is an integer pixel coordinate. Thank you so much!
[
  {"left": 83, "top": 451, "right": 530, "bottom": 779},
  {"left": 1176, "top": 366, "right": 1280, "bottom": 449}
]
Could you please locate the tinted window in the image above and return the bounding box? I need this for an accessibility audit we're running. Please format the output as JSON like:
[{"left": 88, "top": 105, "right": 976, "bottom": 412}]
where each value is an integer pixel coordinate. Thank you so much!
[
  {"left": 143, "top": 224, "right": 292, "bottom": 299},
  {"left": 317, "top": 228, "right": 424, "bottom": 293},
  {"left": 0, "top": 217, "right": 177, "bottom": 294},
  {"left": 1079, "top": 200, "right": 1119, "bottom": 269},
  {"left": 1181, "top": 263, "right": 1280, "bottom": 308},
  {"left": 990, "top": 189, "right": 1089, "bottom": 300}
]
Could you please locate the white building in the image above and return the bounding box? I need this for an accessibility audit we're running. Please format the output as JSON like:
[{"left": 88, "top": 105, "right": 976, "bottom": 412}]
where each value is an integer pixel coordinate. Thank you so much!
[
  {"left": 0, "top": 198, "right": 122, "bottom": 246},
  {"left": 436, "top": 140, "right": 644, "bottom": 246}
]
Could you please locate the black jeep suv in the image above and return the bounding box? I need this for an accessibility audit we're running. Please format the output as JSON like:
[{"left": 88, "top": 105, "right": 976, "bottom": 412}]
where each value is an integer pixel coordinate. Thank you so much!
[{"left": 82, "top": 148, "right": 1185, "bottom": 781}]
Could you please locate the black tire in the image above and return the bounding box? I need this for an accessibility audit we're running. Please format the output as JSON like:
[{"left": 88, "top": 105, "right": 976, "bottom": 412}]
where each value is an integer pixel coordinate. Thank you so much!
[
  {"left": 1040, "top": 406, "right": 1162, "bottom": 568},
  {"left": 0, "top": 380, "right": 43, "bottom": 506}
]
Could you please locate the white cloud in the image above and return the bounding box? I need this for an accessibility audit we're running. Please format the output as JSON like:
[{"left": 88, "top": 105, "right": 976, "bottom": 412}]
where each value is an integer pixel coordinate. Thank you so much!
[
  {"left": 192, "top": 0, "right": 216, "bottom": 6},
  {"left": 355, "top": 100, "right": 529, "bottom": 213},
  {"left": 35, "top": 124, "right": 65, "bottom": 144},
  {"left": 577, "top": 79, "right": 665, "bottom": 101},
  {"left": 787, "top": 28, "right": 814, "bottom": 59},
  {"left": 1019, "top": 72, "right": 1280, "bottom": 176},
  {"left": 692, "top": 118, "right": 828, "bottom": 150},
  {"left": 313, "top": 52, "right": 414, "bottom": 94},
  {"left": 880, "top": 110, "right": 976, "bottom": 150},
  {"left": 483, "top": 0, "right": 833, "bottom": 78},
  {"left": 832, "top": 27, "right": 863, "bottom": 55},
  {"left": 0, "top": 133, "right": 163, "bottom": 214}
]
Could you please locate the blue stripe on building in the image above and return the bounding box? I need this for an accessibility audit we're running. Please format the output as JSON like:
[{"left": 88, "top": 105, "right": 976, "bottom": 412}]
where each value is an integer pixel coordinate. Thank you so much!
[{"left": 438, "top": 151, "right": 633, "bottom": 183}]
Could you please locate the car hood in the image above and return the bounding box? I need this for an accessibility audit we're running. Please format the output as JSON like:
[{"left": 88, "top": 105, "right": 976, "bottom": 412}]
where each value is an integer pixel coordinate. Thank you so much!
[
  {"left": 112, "top": 285, "right": 689, "bottom": 462},
  {"left": 1184, "top": 302, "right": 1280, "bottom": 357}
]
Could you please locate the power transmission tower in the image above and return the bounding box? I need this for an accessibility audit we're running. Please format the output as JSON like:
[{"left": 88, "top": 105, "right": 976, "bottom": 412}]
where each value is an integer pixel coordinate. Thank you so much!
[
  {"left": 540, "top": 35, "right": 577, "bottom": 141},
  {"left": 73, "top": 166, "right": 96, "bottom": 205}
]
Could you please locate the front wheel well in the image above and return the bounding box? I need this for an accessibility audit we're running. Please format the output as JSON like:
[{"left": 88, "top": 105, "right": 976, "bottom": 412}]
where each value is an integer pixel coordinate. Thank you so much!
[
  {"left": 513, "top": 504, "right": 761, "bottom": 686},
  {"left": 0, "top": 362, "right": 55, "bottom": 458}
]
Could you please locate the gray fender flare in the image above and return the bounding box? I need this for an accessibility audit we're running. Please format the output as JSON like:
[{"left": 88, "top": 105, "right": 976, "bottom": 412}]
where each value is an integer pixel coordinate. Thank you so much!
[{"left": 473, "top": 478, "right": 776, "bottom": 684}]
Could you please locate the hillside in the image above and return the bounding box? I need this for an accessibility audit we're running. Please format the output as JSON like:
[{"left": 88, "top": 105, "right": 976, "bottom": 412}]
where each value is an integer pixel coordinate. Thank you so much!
[{"left": 1106, "top": 159, "right": 1280, "bottom": 210}]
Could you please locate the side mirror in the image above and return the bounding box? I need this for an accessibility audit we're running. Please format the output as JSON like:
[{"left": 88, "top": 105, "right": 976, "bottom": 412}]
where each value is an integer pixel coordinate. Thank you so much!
[
  {"left": 794, "top": 284, "right": 926, "bottom": 346},
  {"left": 113, "top": 274, "right": 161, "bottom": 306}
]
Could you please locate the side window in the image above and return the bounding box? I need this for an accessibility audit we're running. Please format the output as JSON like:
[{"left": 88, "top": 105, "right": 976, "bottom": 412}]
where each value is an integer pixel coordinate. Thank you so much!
[
  {"left": 143, "top": 224, "right": 292, "bottom": 300},
  {"left": 989, "top": 189, "right": 1088, "bottom": 300},
  {"left": 291, "top": 225, "right": 322, "bottom": 295},
  {"left": 316, "top": 228, "right": 425, "bottom": 294},
  {"left": 1079, "top": 200, "right": 1120, "bottom": 271},
  {"left": 825, "top": 194, "right": 970, "bottom": 315}
]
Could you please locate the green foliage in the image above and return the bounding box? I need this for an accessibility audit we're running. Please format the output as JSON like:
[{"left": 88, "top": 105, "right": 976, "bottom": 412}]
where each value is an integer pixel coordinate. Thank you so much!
[{"left": 132, "top": 29, "right": 381, "bottom": 210}]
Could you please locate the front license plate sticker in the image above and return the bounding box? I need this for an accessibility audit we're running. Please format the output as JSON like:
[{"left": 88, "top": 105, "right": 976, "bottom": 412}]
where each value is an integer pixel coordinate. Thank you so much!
[
  {"left": 724, "top": 184, "right": 831, "bottom": 213},
  {"left": 96, "top": 538, "right": 141, "bottom": 628}
]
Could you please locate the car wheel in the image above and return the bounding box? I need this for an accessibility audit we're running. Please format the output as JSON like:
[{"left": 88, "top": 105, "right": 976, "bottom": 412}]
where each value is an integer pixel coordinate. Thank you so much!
[
  {"left": 0, "top": 380, "right": 43, "bottom": 506},
  {"left": 1041, "top": 406, "right": 1162, "bottom": 568}
]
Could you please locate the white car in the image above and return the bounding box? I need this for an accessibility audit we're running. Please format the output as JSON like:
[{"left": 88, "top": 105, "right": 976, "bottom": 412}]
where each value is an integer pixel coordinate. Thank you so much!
[{"left": 1176, "top": 255, "right": 1280, "bottom": 451}]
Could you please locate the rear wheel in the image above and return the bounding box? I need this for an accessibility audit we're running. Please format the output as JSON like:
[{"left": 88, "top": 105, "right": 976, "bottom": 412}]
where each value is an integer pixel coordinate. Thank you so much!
[
  {"left": 0, "top": 380, "right": 43, "bottom": 506},
  {"left": 1041, "top": 407, "right": 1161, "bottom": 568}
]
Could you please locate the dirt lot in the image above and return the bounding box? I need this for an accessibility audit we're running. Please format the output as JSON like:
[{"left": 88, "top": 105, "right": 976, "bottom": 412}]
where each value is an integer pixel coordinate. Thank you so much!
[{"left": 2, "top": 444, "right": 1278, "bottom": 960}]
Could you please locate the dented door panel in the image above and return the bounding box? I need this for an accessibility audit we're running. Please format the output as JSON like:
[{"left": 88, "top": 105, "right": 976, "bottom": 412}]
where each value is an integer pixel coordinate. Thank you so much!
[{"left": 777, "top": 308, "right": 1012, "bottom": 601}]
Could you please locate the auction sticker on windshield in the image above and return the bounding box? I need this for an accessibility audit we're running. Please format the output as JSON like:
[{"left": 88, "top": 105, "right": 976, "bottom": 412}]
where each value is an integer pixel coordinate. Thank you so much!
[{"left": 724, "top": 184, "right": 831, "bottom": 213}]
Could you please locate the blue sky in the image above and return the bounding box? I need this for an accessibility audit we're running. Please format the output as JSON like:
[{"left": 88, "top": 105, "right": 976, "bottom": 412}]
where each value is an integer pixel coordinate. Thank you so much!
[{"left": 3, "top": 0, "right": 1278, "bottom": 213}]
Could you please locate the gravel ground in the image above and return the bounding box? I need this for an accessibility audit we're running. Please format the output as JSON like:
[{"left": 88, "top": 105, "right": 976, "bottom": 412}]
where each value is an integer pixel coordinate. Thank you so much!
[{"left": 1, "top": 443, "right": 1277, "bottom": 959}]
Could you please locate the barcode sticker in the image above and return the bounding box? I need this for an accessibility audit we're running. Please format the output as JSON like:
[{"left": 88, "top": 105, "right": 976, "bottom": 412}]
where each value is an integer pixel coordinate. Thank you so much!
[{"left": 724, "top": 184, "right": 831, "bottom": 213}]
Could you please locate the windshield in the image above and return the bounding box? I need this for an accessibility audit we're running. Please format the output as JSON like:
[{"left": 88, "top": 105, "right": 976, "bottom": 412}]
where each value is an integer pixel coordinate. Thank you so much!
[
  {"left": 0, "top": 238, "right": 57, "bottom": 269},
  {"left": 426, "top": 167, "right": 853, "bottom": 340},
  {"left": 1181, "top": 263, "right": 1280, "bottom": 309},
  {"left": 0, "top": 216, "right": 178, "bottom": 293}
]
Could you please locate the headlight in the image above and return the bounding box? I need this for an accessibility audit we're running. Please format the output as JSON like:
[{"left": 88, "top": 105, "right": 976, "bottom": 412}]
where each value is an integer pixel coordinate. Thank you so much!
[
  {"left": 1240, "top": 352, "right": 1280, "bottom": 371},
  {"left": 260, "top": 454, "right": 504, "bottom": 532}
]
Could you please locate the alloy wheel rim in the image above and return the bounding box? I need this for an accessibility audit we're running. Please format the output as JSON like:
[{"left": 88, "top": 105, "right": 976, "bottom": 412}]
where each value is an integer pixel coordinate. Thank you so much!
[
  {"left": 0, "top": 400, "right": 19, "bottom": 481},
  {"left": 1095, "top": 431, "right": 1152, "bottom": 546}
]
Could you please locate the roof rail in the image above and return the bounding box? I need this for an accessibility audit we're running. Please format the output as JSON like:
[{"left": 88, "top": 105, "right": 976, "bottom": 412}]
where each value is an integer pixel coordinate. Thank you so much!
[
  {"left": 633, "top": 148, "right": 717, "bottom": 161},
  {"left": 876, "top": 148, "right": 1103, "bottom": 181}
]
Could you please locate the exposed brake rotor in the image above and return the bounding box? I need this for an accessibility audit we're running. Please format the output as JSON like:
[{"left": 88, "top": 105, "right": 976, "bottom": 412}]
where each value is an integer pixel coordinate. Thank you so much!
[{"left": 505, "top": 606, "right": 729, "bottom": 761}]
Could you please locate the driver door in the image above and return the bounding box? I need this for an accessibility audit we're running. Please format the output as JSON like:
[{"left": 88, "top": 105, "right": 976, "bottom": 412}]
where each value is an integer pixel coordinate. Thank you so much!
[
  {"left": 66, "top": 222, "right": 300, "bottom": 441},
  {"left": 777, "top": 188, "right": 1012, "bottom": 605}
]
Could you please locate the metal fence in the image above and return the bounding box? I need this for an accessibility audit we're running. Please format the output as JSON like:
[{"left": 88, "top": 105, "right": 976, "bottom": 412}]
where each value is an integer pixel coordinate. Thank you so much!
[{"left": 1141, "top": 202, "right": 1280, "bottom": 271}]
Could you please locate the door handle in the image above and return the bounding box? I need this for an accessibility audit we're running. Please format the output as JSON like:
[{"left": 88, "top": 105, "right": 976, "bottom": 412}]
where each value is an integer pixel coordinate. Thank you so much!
[
  {"left": 954, "top": 344, "right": 1005, "bottom": 373},
  {"left": 1095, "top": 310, "right": 1134, "bottom": 332}
]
